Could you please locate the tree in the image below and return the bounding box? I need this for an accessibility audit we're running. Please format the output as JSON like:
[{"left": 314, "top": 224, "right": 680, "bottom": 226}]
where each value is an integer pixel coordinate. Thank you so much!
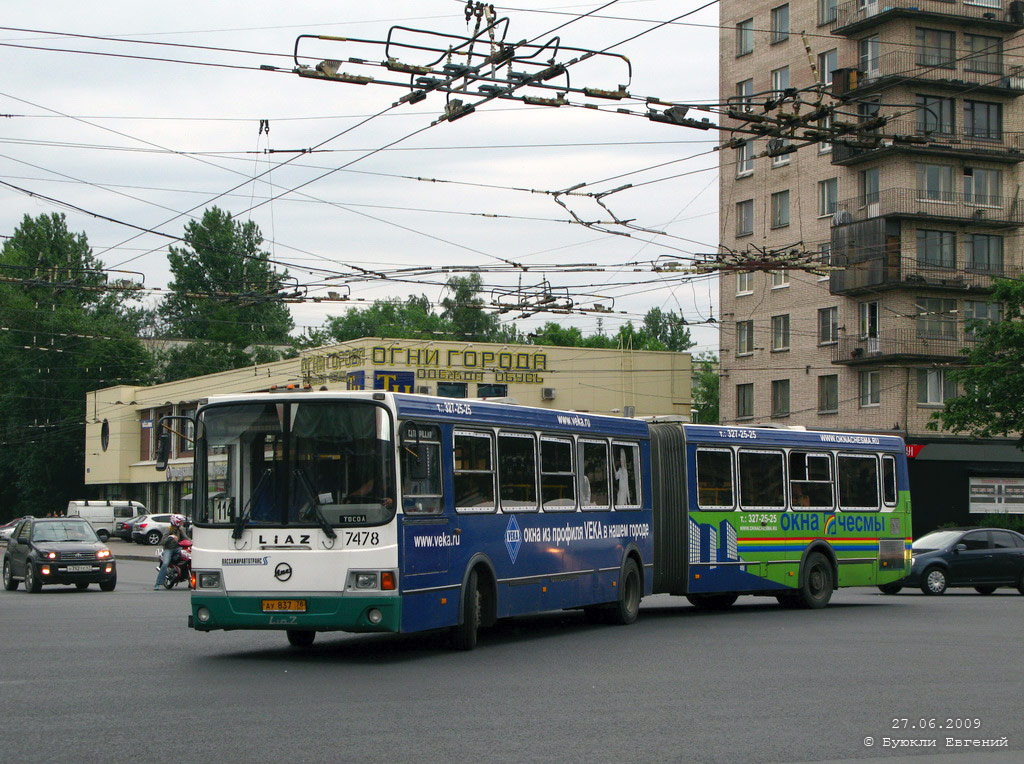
[
  {"left": 929, "top": 279, "right": 1024, "bottom": 445},
  {"left": 0, "top": 213, "right": 152, "bottom": 517},
  {"left": 319, "top": 294, "right": 446, "bottom": 343},
  {"left": 440, "top": 274, "right": 504, "bottom": 342},
  {"left": 691, "top": 351, "right": 720, "bottom": 424},
  {"left": 529, "top": 309, "right": 695, "bottom": 353},
  {"left": 159, "top": 207, "right": 293, "bottom": 346}
]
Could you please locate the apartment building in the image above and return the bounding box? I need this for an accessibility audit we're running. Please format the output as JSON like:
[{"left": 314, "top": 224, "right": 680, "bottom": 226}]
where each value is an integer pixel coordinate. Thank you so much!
[{"left": 718, "top": 0, "right": 1024, "bottom": 530}]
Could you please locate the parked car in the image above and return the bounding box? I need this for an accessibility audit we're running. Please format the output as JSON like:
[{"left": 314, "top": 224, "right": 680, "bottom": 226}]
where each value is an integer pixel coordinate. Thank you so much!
[
  {"left": 114, "top": 515, "right": 144, "bottom": 543},
  {"left": 2, "top": 516, "right": 116, "bottom": 592},
  {"left": 880, "top": 527, "right": 1024, "bottom": 596},
  {"left": 131, "top": 514, "right": 176, "bottom": 545}
]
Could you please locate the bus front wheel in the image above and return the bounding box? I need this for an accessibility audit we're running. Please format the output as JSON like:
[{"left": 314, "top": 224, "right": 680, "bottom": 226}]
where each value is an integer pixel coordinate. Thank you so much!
[
  {"left": 608, "top": 558, "right": 641, "bottom": 625},
  {"left": 451, "top": 570, "right": 481, "bottom": 651}
]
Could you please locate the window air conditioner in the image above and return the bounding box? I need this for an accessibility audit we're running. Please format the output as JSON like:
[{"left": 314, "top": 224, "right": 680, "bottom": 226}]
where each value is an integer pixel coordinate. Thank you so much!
[{"left": 541, "top": 387, "right": 556, "bottom": 400}]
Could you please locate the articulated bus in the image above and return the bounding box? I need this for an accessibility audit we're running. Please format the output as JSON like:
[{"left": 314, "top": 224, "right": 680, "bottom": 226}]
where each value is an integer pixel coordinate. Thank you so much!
[{"left": 164, "top": 391, "right": 910, "bottom": 649}]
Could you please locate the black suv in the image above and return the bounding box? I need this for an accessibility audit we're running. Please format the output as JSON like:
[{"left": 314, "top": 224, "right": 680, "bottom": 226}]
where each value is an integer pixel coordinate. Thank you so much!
[{"left": 2, "top": 517, "right": 117, "bottom": 592}]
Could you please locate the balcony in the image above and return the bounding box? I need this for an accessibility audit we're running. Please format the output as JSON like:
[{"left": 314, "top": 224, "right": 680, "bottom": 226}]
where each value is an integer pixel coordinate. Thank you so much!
[
  {"left": 839, "top": 50, "right": 1024, "bottom": 97},
  {"left": 832, "top": 0, "right": 1024, "bottom": 36},
  {"left": 832, "top": 329, "right": 972, "bottom": 365},
  {"left": 832, "top": 187, "right": 1024, "bottom": 228},
  {"left": 829, "top": 255, "right": 1019, "bottom": 295},
  {"left": 831, "top": 119, "right": 1024, "bottom": 165}
]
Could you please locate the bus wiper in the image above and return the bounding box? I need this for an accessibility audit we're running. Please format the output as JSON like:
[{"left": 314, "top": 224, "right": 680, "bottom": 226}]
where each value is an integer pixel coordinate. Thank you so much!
[
  {"left": 293, "top": 468, "right": 337, "bottom": 540},
  {"left": 232, "top": 468, "right": 270, "bottom": 540}
]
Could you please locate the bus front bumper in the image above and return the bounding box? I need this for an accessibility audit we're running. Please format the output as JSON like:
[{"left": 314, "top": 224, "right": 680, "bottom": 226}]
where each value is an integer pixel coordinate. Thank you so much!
[{"left": 189, "top": 593, "right": 401, "bottom": 634}]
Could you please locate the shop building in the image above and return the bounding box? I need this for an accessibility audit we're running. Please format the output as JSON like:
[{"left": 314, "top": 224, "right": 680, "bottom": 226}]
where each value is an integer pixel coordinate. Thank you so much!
[{"left": 84, "top": 337, "right": 693, "bottom": 513}]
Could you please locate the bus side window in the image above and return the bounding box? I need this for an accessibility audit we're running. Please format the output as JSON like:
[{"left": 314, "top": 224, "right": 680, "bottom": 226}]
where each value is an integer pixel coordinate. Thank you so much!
[
  {"left": 696, "top": 449, "right": 734, "bottom": 509},
  {"left": 579, "top": 440, "right": 610, "bottom": 510},
  {"left": 738, "top": 450, "right": 785, "bottom": 510},
  {"left": 454, "top": 431, "right": 496, "bottom": 513},
  {"left": 541, "top": 438, "right": 576, "bottom": 511},
  {"left": 401, "top": 423, "right": 442, "bottom": 515},
  {"left": 881, "top": 455, "right": 897, "bottom": 507},
  {"left": 788, "top": 452, "right": 834, "bottom": 510},
  {"left": 498, "top": 432, "right": 538, "bottom": 511},
  {"left": 612, "top": 442, "right": 641, "bottom": 509},
  {"left": 838, "top": 454, "right": 879, "bottom": 510}
]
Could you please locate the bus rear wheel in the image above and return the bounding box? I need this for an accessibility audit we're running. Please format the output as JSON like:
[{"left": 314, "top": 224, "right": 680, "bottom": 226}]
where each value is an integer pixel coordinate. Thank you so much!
[
  {"left": 878, "top": 583, "right": 903, "bottom": 595},
  {"left": 686, "top": 593, "right": 738, "bottom": 610},
  {"left": 451, "top": 570, "right": 481, "bottom": 651},
  {"left": 287, "top": 630, "right": 315, "bottom": 648},
  {"left": 797, "top": 552, "right": 834, "bottom": 609}
]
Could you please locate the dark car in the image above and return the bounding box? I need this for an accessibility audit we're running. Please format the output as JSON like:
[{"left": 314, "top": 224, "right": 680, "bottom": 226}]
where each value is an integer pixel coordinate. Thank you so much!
[
  {"left": 114, "top": 515, "right": 143, "bottom": 543},
  {"left": 880, "top": 527, "right": 1024, "bottom": 596},
  {"left": 2, "top": 517, "right": 116, "bottom": 593}
]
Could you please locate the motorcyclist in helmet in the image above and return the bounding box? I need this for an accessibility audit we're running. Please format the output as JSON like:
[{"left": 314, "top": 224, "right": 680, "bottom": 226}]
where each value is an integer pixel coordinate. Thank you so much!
[{"left": 154, "top": 515, "right": 188, "bottom": 590}]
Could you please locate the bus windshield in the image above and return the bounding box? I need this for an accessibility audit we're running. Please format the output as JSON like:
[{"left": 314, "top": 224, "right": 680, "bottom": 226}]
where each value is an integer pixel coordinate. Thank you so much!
[{"left": 196, "top": 400, "right": 396, "bottom": 528}]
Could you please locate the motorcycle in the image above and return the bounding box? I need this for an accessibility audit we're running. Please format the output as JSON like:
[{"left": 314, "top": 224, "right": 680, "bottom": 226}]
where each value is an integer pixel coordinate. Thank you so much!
[{"left": 156, "top": 539, "right": 193, "bottom": 589}]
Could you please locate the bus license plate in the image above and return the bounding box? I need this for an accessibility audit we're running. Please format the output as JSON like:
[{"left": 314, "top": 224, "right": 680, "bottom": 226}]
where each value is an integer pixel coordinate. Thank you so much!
[
  {"left": 66, "top": 565, "right": 93, "bottom": 572},
  {"left": 262, "top": 599, "right": 306, "bottom": 612}
]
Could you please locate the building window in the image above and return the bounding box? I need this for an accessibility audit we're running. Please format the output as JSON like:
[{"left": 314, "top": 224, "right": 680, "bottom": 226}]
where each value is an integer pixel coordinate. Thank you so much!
[
  {"left": 916, "top": 163, "right": 953, "bottom": 202},
  {"left": 770, "top": 138, "right": 792, "bottom": 167},
  {"left": 860, "top": 167, "right": 880, "bottom": 206},
  {"left": 916, "top": 95, "right": 954, "bottom": 135},
  {"left": 860, "top": 35, "right": 880, "bottom": 76},
  {"left": 735, "top": 78, "right": 753, "bottom": 111},
  {"left": 437, "top": 382, "right": 468, "bottom": 398},
  {"left": 736, "top": 140, "right": 754, "bottom": 176},
  {"left": 737, "top": 271, "right": 754, "bottom": 295},
  {"left": 818, "top": 48, "right": 837, "bottom": 84},
  {"left": 771, "top": 4, "right": 790, "bottom": 44},
  {"left": 771, "top": 190, "right": 790, "bottom": 228},
  {"left": 818, "top": 178, "right": 838, "bottom": 217},
  {"left": 736, "top": 383, "right": 754, "bottom": 419},
  {"left": 917, "top": 369, "right": 956, "bottom": 405},
  {"left": 916, "top": 28, "right": 955, "bottom": 68},
  {"left": 964, "top": 34, "right": 1002, "bottom": 74},
  {"left": 859, "top": 301, "right": 879, "bottom": 339},
  {"left": 771, "top": 66, "right": 790, "bottom": 95},
  {"left": 818, "top": 243, "right": 832, "bottom": 280},
  {"left": 736, "top": 18, "right": 754, "bottom": 56},
  {"left": 818, "top": 375, "right": 839, "bottom": 413},
  {"left": 477, "top": 383, "right": 507, "bottom": 398},
  {"left": 771, "top": 270, "right": 789, "bottom": 288},
  {"left": 819, "top": 0, "right": 837, "bottom": 25},
  {"left": 771, "top": 314, "right": 790, "bottom": 351},
  {"left": 771, "top": 379, "right": 791, "bottom": 417},
  {"left": 916, "top": 229, "right": 956, "bottom": 268},
  {"left": 964, "top": 100, "right": 1002, "bottom": 141},
  {"left": 736, "top": 320, "right": 754, "bottom": 355},
  {"left": 916, "top": 297, "right": 957, "bottom": 339},
  {"left": 964, "top": 300, "right": 1002, "bottom": 339},
  {"left": 736, "top": 199, "right": 754, "bottom": 236},
  {"left": 964, "top": 167, "right": 1001, "bottom": 206},
  {"left": 859, "top": 370, "right": 881, "bottom": 407},
  {"left": 966, "top": 234, "right": 1003, "bottom": 273},
  {"left": 818, "top": 306, "right": 838, "bottom": 344},
  {"left": 818, "top": 113, "right": 833, "bottom": 153}
]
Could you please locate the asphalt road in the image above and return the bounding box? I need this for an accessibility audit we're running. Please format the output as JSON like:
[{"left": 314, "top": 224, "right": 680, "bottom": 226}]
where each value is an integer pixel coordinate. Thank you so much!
[{"left": 1, "top": 556, "right": 1021, "bottom": 764}]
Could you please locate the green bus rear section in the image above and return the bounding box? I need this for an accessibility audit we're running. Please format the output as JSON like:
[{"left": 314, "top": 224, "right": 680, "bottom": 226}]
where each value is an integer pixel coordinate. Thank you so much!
[{"left": 649, "top": 423, "right": 912, "bottom": 597}]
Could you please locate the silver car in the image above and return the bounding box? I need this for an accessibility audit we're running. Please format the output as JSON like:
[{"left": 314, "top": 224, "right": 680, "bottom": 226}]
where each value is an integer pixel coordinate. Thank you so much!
[{"left": 130, "top": 514, "right": 175, "bottom": 545}]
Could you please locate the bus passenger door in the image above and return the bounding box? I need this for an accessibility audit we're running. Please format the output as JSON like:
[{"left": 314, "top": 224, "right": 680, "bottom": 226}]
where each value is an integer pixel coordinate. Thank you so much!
[{"left": 399, "top": 422, "right": 449, "bottom": 576}]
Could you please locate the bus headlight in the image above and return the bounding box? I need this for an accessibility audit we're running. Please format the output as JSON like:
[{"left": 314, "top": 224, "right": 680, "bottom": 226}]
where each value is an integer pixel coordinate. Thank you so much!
[
  {"left": 354, "top": 573, "right": 378, "bottom": 589},
  {"left": 196, "top": 607, "right": 211, "bottom": 623},
  {"left": 367, "top": 608, "right": 383, "bottom": 624},
  {"left": 197, "top": 571, "right": 222, "bottom": 589}
]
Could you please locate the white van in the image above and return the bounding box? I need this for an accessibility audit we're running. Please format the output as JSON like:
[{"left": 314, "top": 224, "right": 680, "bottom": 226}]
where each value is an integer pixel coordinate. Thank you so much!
[{"left": 65, "top": 500, "right": 146, "bottom": 541}]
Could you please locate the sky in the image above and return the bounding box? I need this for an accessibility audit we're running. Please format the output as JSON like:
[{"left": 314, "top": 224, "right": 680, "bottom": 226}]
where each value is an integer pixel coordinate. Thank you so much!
[{"left": 0, "top": 1, "right": 722, "bottom": 355}]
